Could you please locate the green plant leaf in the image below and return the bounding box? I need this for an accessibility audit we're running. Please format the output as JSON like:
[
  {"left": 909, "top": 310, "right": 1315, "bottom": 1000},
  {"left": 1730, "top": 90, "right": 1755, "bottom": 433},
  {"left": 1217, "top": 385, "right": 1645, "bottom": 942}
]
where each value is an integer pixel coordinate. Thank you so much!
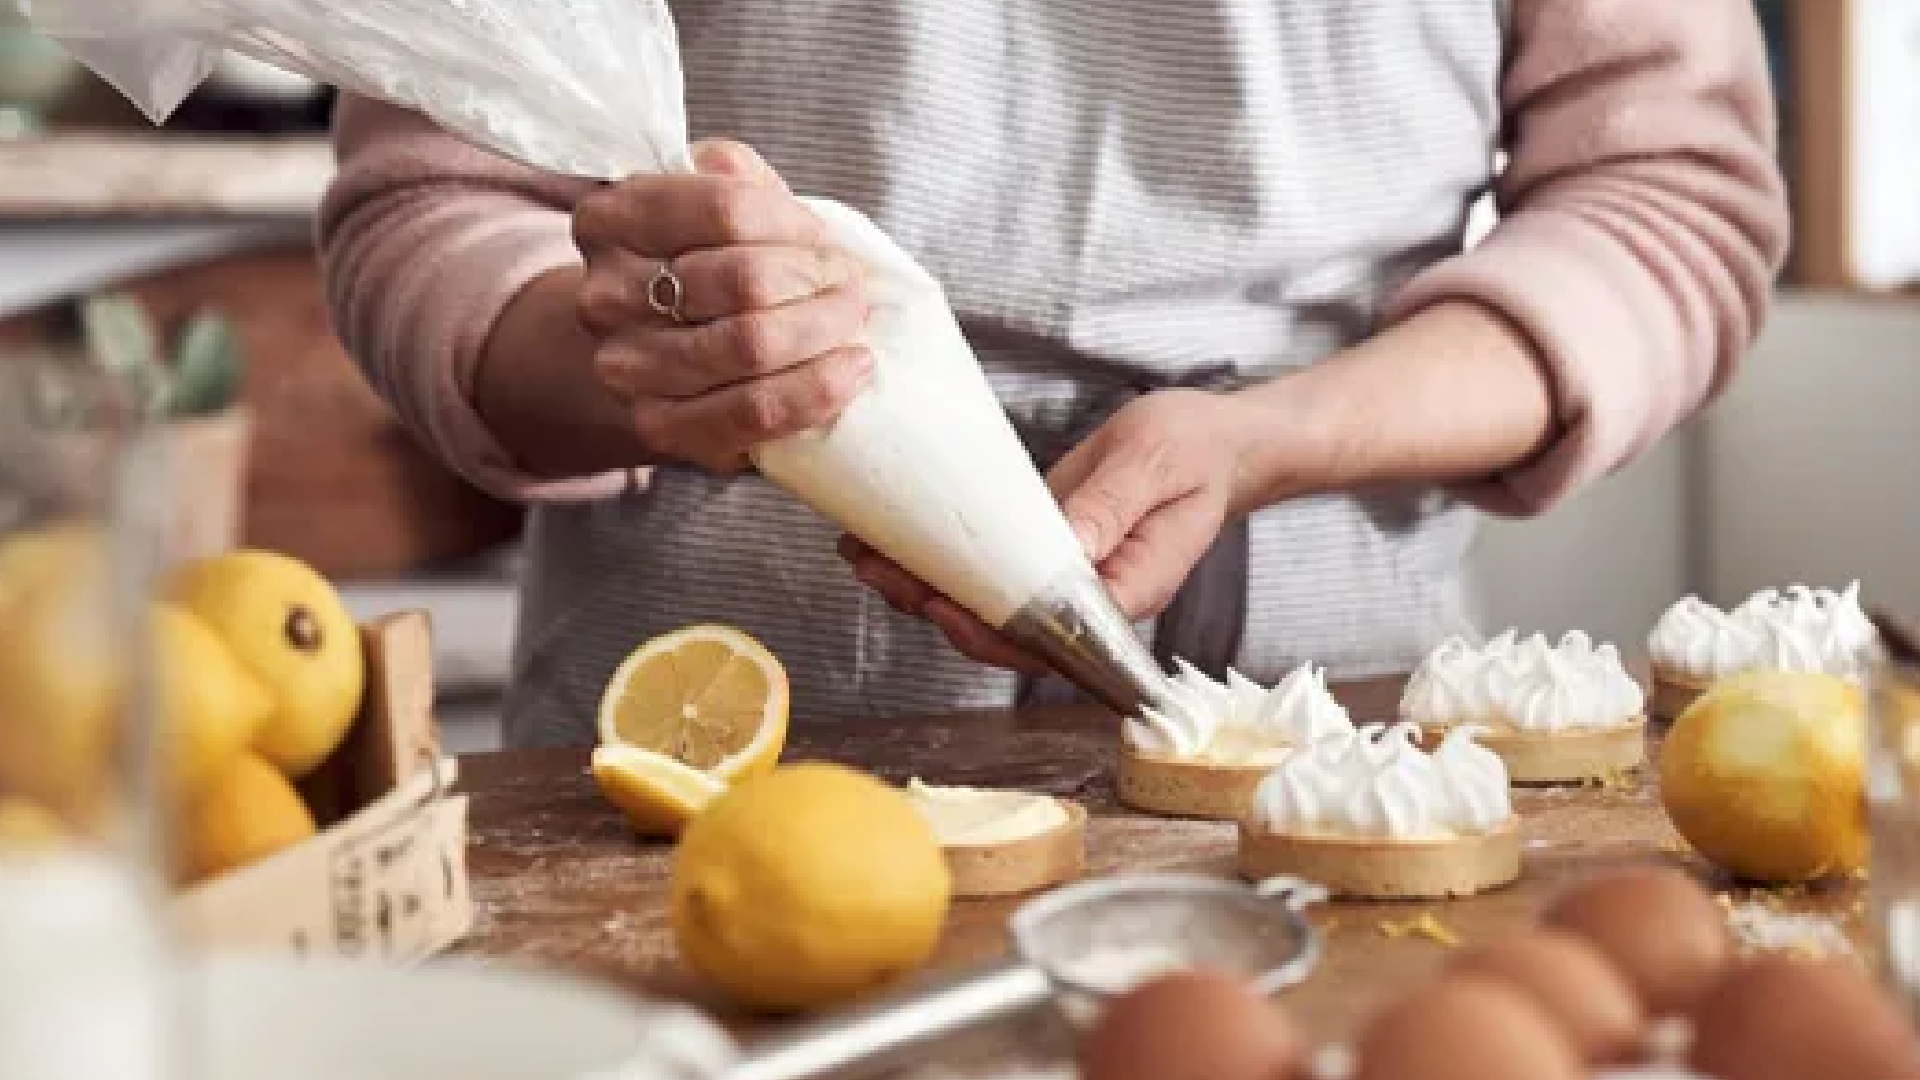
[
  {"left": 78, "top": 293, "right": 158, "bottom": 375},
  {"left": 166, "top": 311, "right": 245, "bottom": 416},
  {"left": 77, "top": 292, "right": 166, "bottom": 416}
]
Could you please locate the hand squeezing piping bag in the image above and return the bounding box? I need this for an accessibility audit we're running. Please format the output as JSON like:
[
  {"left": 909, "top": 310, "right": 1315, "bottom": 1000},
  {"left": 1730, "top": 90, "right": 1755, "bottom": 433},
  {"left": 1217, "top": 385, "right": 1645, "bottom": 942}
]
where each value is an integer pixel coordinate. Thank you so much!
[{"left": 23, "top": 0, "right": 1184, "bottom": 718}]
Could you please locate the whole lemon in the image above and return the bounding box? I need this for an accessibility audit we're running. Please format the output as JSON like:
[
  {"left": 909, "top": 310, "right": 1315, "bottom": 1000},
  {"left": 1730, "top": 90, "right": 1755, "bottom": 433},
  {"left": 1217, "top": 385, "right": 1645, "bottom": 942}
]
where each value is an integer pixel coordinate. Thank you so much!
[
  {"left": 0, "top": 563, "right": 119, "bottom": 819},
  {"left": 1660, "top": 671, "right": 1867, "bottom": 884},
  {"left": 151, "top": 602, "right": 276, "bottom": 797},
  {"left": 670, "top": 763, "right": 951, "bottom": 1014},
  {"left": 176, "top": 752, "right": 317, "bottom": 885},
  {"left": 0, "top": 521, "right": 105, "bottom": 607},
  {"left": 166, "top": 551, "right": 366, "bottom": 778},
  {"left": 0, "top": 569, "right": 271, "bottom": 820}
]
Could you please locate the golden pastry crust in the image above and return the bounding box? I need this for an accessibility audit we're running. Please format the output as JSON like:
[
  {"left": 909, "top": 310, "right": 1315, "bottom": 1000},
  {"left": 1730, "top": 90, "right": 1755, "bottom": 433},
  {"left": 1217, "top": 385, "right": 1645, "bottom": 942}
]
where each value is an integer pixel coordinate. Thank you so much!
[
  {"left": 1115, "top": 745, "right": 1276, "bottom": 821},
  {"left": 940, "top": 799, "right": 1088, "bottom": 898},
  {"left": 1236, "top": 815, "right": 1523, "bottom": 900},
  {"left": 1416, "top": 717, "right": 1648, "bottom": 783}
]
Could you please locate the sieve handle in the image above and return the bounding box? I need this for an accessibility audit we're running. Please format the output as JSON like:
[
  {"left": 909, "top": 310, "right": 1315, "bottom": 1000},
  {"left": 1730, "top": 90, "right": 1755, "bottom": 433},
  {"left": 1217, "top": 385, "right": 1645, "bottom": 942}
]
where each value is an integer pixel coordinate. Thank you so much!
[{"left": 722, "top": 959, "right": 1053, "bottom": 1080}]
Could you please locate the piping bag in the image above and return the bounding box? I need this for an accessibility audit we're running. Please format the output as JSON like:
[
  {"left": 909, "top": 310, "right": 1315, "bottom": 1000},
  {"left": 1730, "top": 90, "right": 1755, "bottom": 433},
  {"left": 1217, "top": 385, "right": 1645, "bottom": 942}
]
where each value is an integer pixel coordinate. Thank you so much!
[{"left": 17, "top": 0, "right": 1181, "bottom": 718}]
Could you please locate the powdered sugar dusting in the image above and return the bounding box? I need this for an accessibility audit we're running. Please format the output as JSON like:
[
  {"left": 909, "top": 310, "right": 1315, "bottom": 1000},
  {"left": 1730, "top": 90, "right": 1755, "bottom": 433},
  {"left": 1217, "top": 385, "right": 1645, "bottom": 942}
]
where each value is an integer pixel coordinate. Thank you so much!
[{"left": 1723, "top": 900, "right": 1855, "bottom": 959}]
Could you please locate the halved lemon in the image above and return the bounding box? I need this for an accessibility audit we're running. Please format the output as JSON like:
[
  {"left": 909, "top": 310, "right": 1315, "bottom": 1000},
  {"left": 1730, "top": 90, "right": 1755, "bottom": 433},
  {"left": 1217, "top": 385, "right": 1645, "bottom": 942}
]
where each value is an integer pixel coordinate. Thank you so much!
[
  {"left": 591, "top": 744, "right": 727, "bottom": 837},
  {"left": 596, "top": 624, "right": 788, "bottom": 784}
]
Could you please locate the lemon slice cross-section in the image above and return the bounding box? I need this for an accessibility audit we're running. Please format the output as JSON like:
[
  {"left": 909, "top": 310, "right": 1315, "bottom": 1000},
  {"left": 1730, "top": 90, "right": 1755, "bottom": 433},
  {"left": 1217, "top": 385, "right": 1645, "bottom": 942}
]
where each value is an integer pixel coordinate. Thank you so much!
[{"left": 596, "top": 624, "right": 789, "bottom": 786}]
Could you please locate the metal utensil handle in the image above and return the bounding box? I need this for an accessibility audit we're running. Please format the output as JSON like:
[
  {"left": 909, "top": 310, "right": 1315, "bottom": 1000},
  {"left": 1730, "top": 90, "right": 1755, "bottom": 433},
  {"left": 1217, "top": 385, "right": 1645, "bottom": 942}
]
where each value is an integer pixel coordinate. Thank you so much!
[{"left": 723, "top": 959, "right": 1053, "bottom": 1080}]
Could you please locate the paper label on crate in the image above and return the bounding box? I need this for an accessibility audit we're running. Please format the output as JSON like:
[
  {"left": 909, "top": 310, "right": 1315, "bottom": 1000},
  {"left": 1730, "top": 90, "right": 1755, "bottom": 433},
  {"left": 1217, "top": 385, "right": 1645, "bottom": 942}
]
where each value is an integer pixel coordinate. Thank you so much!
[{"left": 321, "top": 795, "right": 471, "bottom": 961}]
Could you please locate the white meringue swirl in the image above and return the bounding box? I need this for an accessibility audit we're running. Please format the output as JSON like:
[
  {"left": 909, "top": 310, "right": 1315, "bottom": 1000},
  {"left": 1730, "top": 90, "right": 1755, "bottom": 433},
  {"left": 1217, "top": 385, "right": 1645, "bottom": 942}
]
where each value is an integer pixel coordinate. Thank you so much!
[
  {"left": 1649, "top": 581, "right": 1875, "bottom": 681},
  {"left": 1400, "top": 629, "right": 1644, "bottom": 732},
  {"left": 1248, "top": 722, "right": 1512, "bottom": 838},
  {"left": 1646, "top": 596, "right": 1766, "bottom": 680},
  {"left": 1126, "top": 659, "right": 1354, "bottom": 762}
]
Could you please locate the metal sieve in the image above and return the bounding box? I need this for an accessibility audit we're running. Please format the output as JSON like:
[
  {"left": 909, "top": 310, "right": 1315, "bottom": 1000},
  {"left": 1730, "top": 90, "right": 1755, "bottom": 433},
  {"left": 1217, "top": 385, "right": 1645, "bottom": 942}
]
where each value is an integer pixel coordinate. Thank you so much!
[{"left": 723, "top": 873, "right": 1326, "bottom": 1080}]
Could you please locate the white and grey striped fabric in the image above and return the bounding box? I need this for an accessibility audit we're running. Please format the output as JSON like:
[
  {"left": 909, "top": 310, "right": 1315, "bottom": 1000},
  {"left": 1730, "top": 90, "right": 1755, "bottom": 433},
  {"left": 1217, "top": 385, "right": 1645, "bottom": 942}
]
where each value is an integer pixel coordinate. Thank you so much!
[{"left": 506, "top": 0, "right": 1505, "bottom": 747}]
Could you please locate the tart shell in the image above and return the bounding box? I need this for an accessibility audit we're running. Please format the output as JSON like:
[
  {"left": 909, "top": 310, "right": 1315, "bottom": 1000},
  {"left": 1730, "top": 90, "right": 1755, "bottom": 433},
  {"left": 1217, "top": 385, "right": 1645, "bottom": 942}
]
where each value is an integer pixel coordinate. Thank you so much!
[
  {"left": 1417, "top": 717, "right": 1648, "bottom": 783},
  {"left": 940, "top": 799, "right": 1088, "bottom": 898},
  {"left": 1236, "top": 815, "right": 1523, "bottom": 900},
  {"left": 1115, "top": 746, "right": 1276, "bottom": 821}
]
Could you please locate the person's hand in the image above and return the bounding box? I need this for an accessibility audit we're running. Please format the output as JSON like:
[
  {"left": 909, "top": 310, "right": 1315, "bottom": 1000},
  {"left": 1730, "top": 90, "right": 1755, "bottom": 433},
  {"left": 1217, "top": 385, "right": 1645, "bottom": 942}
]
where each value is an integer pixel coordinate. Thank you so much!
[
  {"left": 838, "top": 388, "right": 1262, "bottom": 672},
  {"left": 572, "top": 139, "right": 871, "bottom": 473}
]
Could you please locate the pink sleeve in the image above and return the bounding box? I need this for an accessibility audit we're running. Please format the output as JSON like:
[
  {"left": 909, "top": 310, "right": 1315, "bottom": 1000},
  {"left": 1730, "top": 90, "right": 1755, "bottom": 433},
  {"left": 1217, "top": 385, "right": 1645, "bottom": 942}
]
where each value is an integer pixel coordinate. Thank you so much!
[
  {"left": 1384, "top": 0, "right": 1790, "bottom": 516},
  {"left": 316, "top": 94, "right": 629, "bottom": 503}
]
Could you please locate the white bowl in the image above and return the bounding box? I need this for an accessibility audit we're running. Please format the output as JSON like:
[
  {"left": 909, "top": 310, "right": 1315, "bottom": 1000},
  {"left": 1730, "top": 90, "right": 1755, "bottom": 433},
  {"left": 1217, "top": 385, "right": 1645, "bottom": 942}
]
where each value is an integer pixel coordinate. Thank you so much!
[{"left": 182, "top": 954, "right": 738, "bottom": 1080}]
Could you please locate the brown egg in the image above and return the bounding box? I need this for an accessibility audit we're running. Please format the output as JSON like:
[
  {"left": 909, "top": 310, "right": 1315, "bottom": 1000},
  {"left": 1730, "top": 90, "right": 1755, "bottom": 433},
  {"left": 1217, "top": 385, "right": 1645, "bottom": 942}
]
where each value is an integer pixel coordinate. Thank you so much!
[
  {"left": 1540, "top": 865, "right": 1730, "bottom": 1015},
  {"left": 1447, "top": 928, "right": 1645, "bottom": 1064},
  {"left": 1078, "top": 971, "right": 1307, "bottom": 1080},
  {"left": 1688, "top": 955, "right": 1920, "bottom": 1080},
  {"left": 1353, "top": 974, "right": 1584, "bottom": 1080}
]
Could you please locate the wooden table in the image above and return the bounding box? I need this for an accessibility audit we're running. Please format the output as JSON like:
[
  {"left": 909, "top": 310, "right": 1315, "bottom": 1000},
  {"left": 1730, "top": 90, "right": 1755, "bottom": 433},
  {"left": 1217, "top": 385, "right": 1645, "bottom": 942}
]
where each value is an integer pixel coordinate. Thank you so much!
[{"left": 454, "top": 679, "right": 1867, "bottom": 1059}]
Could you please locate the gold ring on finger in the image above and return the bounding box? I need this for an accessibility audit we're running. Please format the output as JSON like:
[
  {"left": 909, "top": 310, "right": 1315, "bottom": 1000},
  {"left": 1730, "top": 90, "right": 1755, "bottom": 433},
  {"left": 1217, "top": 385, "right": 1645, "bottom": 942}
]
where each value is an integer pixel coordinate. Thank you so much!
[{"left": 646, "top": 260, "right": 688, "bottom": 325}]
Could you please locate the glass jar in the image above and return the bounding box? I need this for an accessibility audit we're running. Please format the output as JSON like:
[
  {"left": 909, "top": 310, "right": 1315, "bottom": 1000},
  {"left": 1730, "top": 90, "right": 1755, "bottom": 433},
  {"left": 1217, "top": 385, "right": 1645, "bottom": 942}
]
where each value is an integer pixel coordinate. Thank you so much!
[{"left": 0, "top": 357, "right": 180, "bottom": 1080}]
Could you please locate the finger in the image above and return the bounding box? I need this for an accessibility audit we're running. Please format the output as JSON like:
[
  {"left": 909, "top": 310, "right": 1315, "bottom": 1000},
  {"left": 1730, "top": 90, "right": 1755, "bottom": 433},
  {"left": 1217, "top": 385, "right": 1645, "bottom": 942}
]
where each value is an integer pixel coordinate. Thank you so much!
[
  {"left": 574, "top": 175, "right": 825, "bottom": 260},
  {"left": 924, "top": 599, "right": 1050, "bottom": 675},
  {"left": 576, "top": 245, "right": 675, "bottom": 335},
  {"left": 848, "top": 550, "right": 940, "bottom": 617},
  {"left": 657, "top": 284, "right": 868, "bottom": 385},
  {"left": 670, "top": 244, "right": 862, "bottom": 323},
  {"left": 834, "top": 534, "right": 870, "bottom": 564},
  {"left": 1054, "top": 442, "right": 1182, "bottom": 566},
  {"left": 628, "top": 345, "right": 873, "bottom": 468},
  {"left": 691, "top": 139, "right": 790, "bottom": 191},
  {"left": 596, "top": 284, "right": 867, "bottom": 399},
  {"left": 1095, "top": 494, "right": 1227, "bottom": 620},
  {"left": 593, "top": 332, "right": 707, "bottom": 399},
  {"left": 1044, "top": 434, "right": 1101, "bottom": 506}
]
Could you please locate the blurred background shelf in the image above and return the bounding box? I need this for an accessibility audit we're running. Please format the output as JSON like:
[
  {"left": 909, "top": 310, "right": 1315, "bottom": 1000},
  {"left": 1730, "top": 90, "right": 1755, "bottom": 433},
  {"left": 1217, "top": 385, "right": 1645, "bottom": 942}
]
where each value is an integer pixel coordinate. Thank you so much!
[{"left": 0, "top": 133, "right": 332, "bottom": 218}]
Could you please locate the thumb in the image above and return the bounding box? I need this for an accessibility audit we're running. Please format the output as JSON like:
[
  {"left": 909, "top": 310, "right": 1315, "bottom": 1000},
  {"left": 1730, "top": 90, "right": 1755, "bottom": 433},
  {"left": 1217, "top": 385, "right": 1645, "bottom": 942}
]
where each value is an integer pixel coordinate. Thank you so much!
[
  {"left": 1057, "top": 447, "right": 1161, "bottom": 566},
  {"left": 690, "top": 138, "right": 789, "bottom": 191}
]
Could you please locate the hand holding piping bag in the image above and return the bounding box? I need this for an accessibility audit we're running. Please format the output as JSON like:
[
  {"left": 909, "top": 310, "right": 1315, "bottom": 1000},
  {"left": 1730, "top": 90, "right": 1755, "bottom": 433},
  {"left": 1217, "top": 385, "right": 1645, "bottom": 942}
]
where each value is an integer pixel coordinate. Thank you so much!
[
  {"left": 575, "top": 140, "right": 872, "bottom": 474},
  {"left": 840, "top": 387, "right": 1263, "bottom": 673}
]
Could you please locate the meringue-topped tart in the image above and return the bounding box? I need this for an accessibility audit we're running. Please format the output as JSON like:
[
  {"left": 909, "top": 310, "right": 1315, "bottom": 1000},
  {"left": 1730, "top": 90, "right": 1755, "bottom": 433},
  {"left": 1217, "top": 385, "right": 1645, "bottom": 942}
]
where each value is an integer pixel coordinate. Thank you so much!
[
  {"left": 1400, "top": 629, "right": 1647, "bottom": 782},
  {"left": 1647, "top": 582, "right": 1876, "bottom": 719},
  {"left": 1237, "top": 722, "right": 1522, "bottom": 900},
  {"left": 1118, "top": 660, "right": 1354, "bottom": 820},
  {"left": 905, "top": 779, "right": 1086, "bottom": 898}
]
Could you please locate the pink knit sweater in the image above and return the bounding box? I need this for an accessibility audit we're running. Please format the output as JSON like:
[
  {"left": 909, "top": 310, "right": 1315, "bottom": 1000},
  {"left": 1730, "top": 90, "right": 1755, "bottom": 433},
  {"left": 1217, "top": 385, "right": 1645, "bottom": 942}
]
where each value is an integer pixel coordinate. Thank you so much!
[{"left": 318, "top": 0, "right": 1789, "bottom": 516}]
